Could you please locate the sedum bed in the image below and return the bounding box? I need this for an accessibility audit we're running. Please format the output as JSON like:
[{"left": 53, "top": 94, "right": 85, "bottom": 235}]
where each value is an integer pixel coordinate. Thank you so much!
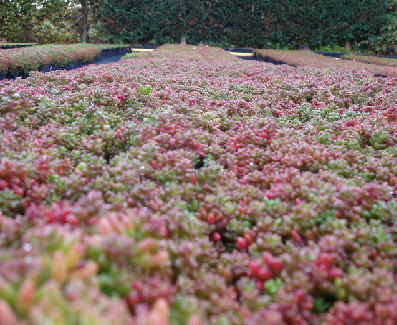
[
  {"left": 0, "top": 44, "right": 130, "bottom": 76},
  {"left": 1, "top": 44, "right": 397, "bottom": 325},
  {"left": 254, "top": 49, "right": 397, "bottom": 78},
  {"left": 341, "top": 54, "right": 397, "bottom": 68}
]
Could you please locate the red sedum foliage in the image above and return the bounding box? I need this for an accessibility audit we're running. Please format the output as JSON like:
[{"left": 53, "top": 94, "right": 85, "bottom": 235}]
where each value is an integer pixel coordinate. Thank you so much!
[{"left": 0, "top": 44, "right": 397, "bottom": 325}]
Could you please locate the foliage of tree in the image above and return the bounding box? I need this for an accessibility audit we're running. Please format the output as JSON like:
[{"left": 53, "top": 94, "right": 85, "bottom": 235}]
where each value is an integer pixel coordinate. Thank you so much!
[
  {"left": 0, "top": 0, "right": 68, "bottom": 42},
  {"left": 0, "top": 0, "right": 103, "bottom": 43},
  {"left": 98, "top": 0, "right": 389, "bottom": 49},
  {"left": 257, "top": 0, "right": 389, "bottom": 49},
  {"left": 364, "top": 0, "right": 397, "bottom": 54},
  {"left": 0, "top": 0, "right": 392, "bottom": 50},
  {"left": 147, "top": 0, "right": 214, "bottom": 44},
  {"left": 77, "top": 0, "right": 105, "bottom": 43},
  {"left": 98, "top": 0, "right": 151, "bottom": 44}
]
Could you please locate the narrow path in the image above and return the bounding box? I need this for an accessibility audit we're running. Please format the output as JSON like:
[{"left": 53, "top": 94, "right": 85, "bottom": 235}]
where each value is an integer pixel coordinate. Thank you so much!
[{"left": 91, "top": 54, "right": 127, "bottom": 65}]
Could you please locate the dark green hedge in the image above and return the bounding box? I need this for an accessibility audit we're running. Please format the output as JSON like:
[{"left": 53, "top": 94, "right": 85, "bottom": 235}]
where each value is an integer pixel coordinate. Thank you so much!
[{"left": 99, "top": 0, "right": 389, "bottom": 49}]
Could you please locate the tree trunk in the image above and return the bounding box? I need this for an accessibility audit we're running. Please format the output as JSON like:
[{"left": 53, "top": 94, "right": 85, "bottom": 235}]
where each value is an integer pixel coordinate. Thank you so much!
[
  {"left": 26, "top": 28, "right": 33, "bottom": 43},
  {"left": 81, "top": 0, "right": 89, "bottom": 43},
  {"left": 181, "top": 34, "right": 187, "bottom": 45}
]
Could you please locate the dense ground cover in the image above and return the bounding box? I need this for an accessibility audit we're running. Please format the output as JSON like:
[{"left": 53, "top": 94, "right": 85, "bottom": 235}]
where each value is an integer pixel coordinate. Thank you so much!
[
  {"left": 0, "top": 44, "right": 101, "bottom": 75},
  {"left": 254, "top": 49, "right": 397, "bottom": 77},
  {"left": 0, "top": 44, "right": 130, "bottom": 76},
  {"left": 1, "top": 44, "right": 397, "bottom": 325},
  {"left": 341, "top": 54, "right": 397, "bottom": 68}
]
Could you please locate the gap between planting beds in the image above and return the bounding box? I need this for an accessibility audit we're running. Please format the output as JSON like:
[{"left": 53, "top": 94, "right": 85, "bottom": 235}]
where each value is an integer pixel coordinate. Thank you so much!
[
  {"left": 1, "top": 44, "right": 397, "bottom": 325},
  {"left": 0, "top": 43, "right": 39, "bottom": 49},
  {"left": 314, "top": 51, "right": 397, "bottom": 60},
  {"left": 0, "top": 44, "right": 132, "bottom": 81}
]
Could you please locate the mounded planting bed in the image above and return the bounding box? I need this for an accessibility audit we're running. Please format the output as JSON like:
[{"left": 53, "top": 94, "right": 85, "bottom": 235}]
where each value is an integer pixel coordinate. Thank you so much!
[
  {"left": 341, "top": 54, "right": 397, "bottom": 68},
  {"left": 0, "top": 44, "right": 131, "bottom": 81},
  {"left": 1, "top": 44, "right": 397, "bottom": 325},
  {"left": 254, "top": 49, "right": 397, "bottom": 78}
]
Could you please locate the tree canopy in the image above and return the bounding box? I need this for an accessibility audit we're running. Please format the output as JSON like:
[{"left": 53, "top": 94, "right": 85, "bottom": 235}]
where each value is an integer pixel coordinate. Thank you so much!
[
  {"left": 0, "top": 0, "right": 103, "bottom": 43},
  {"left": 0, "top": 0, "right": 392, "bottom": 52}
]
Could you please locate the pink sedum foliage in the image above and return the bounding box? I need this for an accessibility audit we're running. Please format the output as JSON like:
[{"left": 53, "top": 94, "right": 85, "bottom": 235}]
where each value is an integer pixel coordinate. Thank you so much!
[{"left": 0, "top": 44, "right": 397, "bottom": 324}]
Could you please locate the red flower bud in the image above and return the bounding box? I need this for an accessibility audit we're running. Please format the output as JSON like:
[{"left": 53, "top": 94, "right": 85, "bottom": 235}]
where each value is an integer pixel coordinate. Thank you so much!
[
  {"left": 249, "top": 260, "right": 261, "bottom": 276},
  {"left": 256, "top": 267, "right": 272, "bottom": 281},
  {"left": 328, "top": 267, "right": 344, "bottom": 280},
  {"left": 245, "top": 232, "right": 253, "bottom": 245},
  {"left": 268, "top": 257, "right": 283, "bottom": 273},
  {"left": 319, "top": 253, "right": 331, "bottom": 267},
  {"left": 256, "top": 280, "right": 265, "bottom": 291},
  {"left": 190, "top": 174, "right": 197, "bottom": 184},
  {"left": 263, "top": 252, "right": 273, "bottom": 265},
  {"left": 0, "top": 180, "right": 8, "bottom": 190},
  {"left": 292, "top": 230, "right": 304, "bottom": 244},
  {"left": 237, "top": 237, "right": 247, "bottom": 250},
  {"left": 207, "top": 213, "right": 215, "bottom": 224}
]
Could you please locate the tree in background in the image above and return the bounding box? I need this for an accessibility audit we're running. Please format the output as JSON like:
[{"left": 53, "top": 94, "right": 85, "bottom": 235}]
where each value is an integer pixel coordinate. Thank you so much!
[
  {"left": 0, "top": 0, "right": 70, "bottom": 42},
  {"left": 364, "top": 0, "right": 397, "bottom": 54},
  {"left": 76, "top": 0, "right": 104, "bottom": 43},
  {"left": 99, "top": 0, "right": 253, "bottom": 46},
  {"left": 259, "top": 0, "right": 389, "bottom": 50},
  {"left": 33, "top": 1, "right": 80, "bottom": 43},
  {"left": 148, "top": 0, "right": 213, "bottom": 45},
  {"left": 0, "top": 0, "right": 392, "bottom": 50},
  {"left": 334, "top": 0, "right": 390, "bottom": 50},
  {"left": 98, "top": 0, "right": 152, "bottom": 44},
  {"left": 97, "top": 0, "right": 390, "bottom": 49},
  {"left": 0, "top": 0, "right": 103, "bottom": 43},
  {"left": 208, "top": 0, "right": 266, "bottom": 48}
]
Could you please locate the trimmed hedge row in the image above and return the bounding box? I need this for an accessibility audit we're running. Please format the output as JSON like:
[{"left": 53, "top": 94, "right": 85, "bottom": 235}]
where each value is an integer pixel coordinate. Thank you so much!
[{"left": 100, "top": 0, "right": 389, "bottom": 49}]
